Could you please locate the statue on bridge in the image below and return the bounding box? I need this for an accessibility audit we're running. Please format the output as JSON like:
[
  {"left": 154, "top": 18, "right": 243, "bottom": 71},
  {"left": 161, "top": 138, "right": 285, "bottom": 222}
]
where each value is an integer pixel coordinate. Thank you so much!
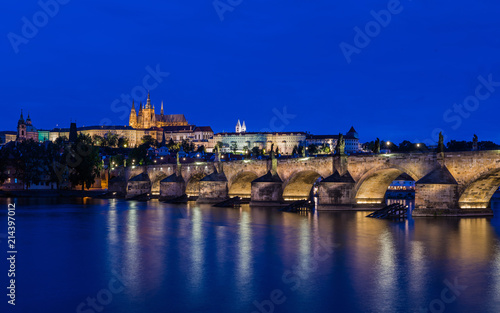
[
  {"left": 437, "top": 132, "right": 445, "bottom": 153},
  {"left": 335, "top": 133, "right": 345, "bottom": 155},
  {"left": 373, "top": 138, "right": 380, "bottom": 154},
  {"left": 472, "top": 134, "right": 478, "bottom": 151}
]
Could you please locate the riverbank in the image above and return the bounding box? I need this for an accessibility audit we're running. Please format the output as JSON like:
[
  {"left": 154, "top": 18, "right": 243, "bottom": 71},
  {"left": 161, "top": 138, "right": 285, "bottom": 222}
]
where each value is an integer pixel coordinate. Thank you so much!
[{"left": 0, "top": 189, "right": 108, "bottom": 198}]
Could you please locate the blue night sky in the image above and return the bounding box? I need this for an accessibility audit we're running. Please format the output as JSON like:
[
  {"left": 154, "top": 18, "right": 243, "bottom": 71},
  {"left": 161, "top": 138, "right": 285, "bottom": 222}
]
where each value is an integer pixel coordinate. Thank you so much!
[{"left": 2, "top": 0, "right": 500, "bottom": 145}]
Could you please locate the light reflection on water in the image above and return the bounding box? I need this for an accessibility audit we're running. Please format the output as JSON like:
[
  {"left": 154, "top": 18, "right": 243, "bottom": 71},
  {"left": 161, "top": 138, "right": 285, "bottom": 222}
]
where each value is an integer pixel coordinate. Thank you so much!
[{"left": 3, "top": 197, "right": 500, "bottom": 313}]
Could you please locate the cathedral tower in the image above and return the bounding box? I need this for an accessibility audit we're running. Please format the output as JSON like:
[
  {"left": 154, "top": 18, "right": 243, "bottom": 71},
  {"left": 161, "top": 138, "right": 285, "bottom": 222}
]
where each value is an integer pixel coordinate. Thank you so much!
[{"left": 129, "top": 100, "right": 137, "bottom": 128}]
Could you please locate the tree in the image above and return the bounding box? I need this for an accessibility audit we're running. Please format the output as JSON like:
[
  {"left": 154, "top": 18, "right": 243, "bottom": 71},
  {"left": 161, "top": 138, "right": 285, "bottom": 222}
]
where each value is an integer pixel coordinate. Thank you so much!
[
  {"left": 117, "top": 137, "right": 129, "bottom": 148},
  {"left": 478, "top": 141, "right": 500, "bottom": 150},
  {"left": 0, "top": 147, "right": 9, "bottom": 185},
  {"left": 397, "top": 140, "right": 414, "bottom": 152},
  {"left": 129, "top": 143, "right": 150, "bottom": 166},
  {"left": 68, "top": 134, "right": 102, "bottom": 190},
  {"left": 196, "top": 145, "right": 206, "bottom": 153},
  {"left": 141, "top": 135, "right": 156, "bottom": 147},
  {"left": 230, "top": 142, "right": 238, "bottom": 154},
  {"left": 308, "top": 144, "right": 318, "bottom": 155},
  {"left": 55, "top": 136, "right": 68, "bottom": 145},
  {"left": 92, "top": 135, "right": 104, "bottom": 146},
  {"left": 251, "top": 146, "right": 261, "bottom": 156},
  {"left": 446, "top": 140, "right": 470, "bottom": 152},
  {"left": 292, "top": 145, "right": 298, "bottom": 157},
  {"left": 321, "top": 143, "right": 330, "bottom": 154},
  {"left": 110, "top": 155, "right": 124, "bottom": 168},
  {"left": 105, "top": 132, "right": 119, "bottom": 147}
]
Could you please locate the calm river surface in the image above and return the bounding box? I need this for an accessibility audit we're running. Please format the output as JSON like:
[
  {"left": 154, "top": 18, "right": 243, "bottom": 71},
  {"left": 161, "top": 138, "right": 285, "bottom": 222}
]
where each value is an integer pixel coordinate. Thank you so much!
[{"left": 1, "top": 197, "right": 500, "bottom": 313}]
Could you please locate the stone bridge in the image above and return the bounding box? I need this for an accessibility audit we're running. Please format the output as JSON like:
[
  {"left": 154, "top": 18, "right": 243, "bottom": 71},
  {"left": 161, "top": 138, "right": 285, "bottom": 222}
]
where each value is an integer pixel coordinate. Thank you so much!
[{"left": 109, "top": 151, "right": 500, "bottom": 216}]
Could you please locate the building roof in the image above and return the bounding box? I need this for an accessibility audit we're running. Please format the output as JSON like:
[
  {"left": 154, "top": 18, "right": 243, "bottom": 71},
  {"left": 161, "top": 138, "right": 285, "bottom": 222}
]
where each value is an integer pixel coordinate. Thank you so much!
[
  {"left": 0, "top": 131, "right": 17, "bottom": 135},
  {"left": 194, "top": 126, "right": 213, "bottom": 132},
  {"left": 156, "top": 114, "right": 188, "bottom": 124},
  {"left": 51, "top": 125, "right": 136, "bottom": 132},
  {"left": 307, "top": 134, "right": 358, "bottom": 140},
  {"left": 162, "top": 125, "right": 195, "bottom": 132},
  {"left": 216, "top": 131, "right": 307, "bottom": 136}
]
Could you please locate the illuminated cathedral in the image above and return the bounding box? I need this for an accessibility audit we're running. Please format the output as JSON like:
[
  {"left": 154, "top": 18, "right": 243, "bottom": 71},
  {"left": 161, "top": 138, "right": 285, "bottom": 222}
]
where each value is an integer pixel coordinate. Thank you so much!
[{"left": 128, "top": 93, "right": 189, "bottom": 129}]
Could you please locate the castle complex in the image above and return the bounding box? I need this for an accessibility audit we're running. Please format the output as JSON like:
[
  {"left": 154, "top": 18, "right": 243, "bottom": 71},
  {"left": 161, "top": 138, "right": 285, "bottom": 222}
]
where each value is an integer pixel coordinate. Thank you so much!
[
  {"left": 1, "top": 95, "right": 362, "bottom": 155},
  {"left": 128, "top": 93, "right": 189, "bottom": 129}
]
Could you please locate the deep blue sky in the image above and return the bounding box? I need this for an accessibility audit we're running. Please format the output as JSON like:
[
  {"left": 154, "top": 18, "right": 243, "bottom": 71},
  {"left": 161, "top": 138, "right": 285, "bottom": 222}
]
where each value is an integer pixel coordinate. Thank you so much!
[{"left": 2, "top": 0, "right": 500, "bottom": 145}]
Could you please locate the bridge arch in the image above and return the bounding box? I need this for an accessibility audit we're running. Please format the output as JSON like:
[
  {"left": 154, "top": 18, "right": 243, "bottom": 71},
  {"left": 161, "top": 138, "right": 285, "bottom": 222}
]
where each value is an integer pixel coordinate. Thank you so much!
[
  {"left": 185, "top": 172, "right": 207, "bottom": 197},
  {"left": 150, "top": 171, "right": 168, "bottom": 195},
  {"left": 228, "top": 171, "right": 259, "bottom": 198},
  {"left": 459, "top": 167, "right": 500, "bottom": 209},
  {"left": 354, "top": 165, "right": 418, "bottom": 205},
  {"left": 283, "top": 170, "right": 322, "bottom": 201}
]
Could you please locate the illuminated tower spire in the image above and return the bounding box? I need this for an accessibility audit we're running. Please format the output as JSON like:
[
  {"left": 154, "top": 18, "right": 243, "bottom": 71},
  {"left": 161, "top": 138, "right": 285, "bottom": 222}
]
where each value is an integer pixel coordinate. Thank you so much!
[
  {"left": 161, "top": 101, "right": 164, "bottom": 115},
  {"left": 129, "top": 100, "right": 137, "bottom": 128}
]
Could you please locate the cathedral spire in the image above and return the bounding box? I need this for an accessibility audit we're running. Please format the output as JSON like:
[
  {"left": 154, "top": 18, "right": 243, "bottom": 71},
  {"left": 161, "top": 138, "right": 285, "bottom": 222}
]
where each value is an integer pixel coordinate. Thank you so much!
[
  {"left": 147, "top": 91, "right": 151, "bottom": 109},
  {"left": 236, "top": 119, "right": 241, "bottom": 133},
  {"left": 18, "top": 109, "right": 25, "bottom": 125},
  {"left": 161, "top": 101, "right": 164, "bottom": 115}
]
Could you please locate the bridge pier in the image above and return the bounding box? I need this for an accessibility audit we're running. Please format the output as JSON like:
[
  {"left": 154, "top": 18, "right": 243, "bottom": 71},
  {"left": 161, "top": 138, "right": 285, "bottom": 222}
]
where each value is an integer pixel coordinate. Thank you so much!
[
  {"left": 159, "top": 173, "right": 185, "bottom": 200},
  {"left": 317, "top": 170, "right": 356, "bottom": 210},
  {"left": 412, "top": 166, "right": 459, "bottom": 215},
  {"left": 126, "top": 172, "right": 151, "bottom": 199},
  {"left": 250, "top": 171, "right": 284, "bottom": 206},
  {"left": 197, "top": 169, "right": 229, "bottom": 203}
]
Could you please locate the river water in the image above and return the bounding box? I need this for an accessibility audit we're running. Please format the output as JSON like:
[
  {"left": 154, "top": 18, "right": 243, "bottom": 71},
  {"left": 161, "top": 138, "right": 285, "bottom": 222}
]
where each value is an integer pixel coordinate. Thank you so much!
[{"left": 1, "top": 197, "right": 500, "bottom": 313}]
